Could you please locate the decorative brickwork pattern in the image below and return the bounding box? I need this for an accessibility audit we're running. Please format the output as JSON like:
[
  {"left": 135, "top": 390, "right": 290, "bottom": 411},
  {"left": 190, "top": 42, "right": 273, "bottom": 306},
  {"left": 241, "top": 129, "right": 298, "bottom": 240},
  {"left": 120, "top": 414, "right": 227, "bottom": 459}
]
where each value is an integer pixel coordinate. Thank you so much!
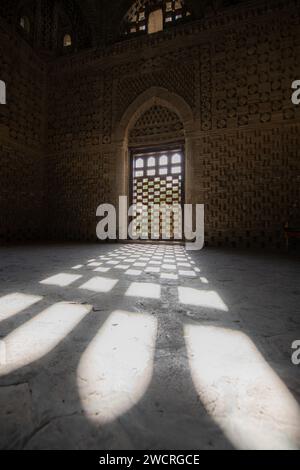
[
  {"left": 45, "top": 0, "right": 300, "bottom": 246},
  {"left": 129, "top": 105, "right": 184, "bottom": 146},
  {"left": 116, "top": 51, "right": 196, "bottom": 120},
  {"left": 0, "top": 20, "right": 46, "bottom": 242},
  {"left": 0, "top": 0, "right": 299, "bottom": 247},
  {"left": 193, "top": 126, "right": 300, "bottom": 248}
]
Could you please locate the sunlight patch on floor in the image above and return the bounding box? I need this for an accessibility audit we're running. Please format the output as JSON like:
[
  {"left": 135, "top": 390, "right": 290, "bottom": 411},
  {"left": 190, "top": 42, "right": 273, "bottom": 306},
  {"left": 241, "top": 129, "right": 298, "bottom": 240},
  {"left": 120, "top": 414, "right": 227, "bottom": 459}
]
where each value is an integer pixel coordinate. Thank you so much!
[
  {"left": 0, "top": 293, "right": 43, "bottom": 322},
  {"left": 77, "top": 310, "right": 157, "bottom": 424},
  {"left": 125, "top": 282, "right": 161, "bottom": 299},
  {"left": 79, "top": 277, "right": 118, "bottom": 293},
  {"left": 178, "top": 287, "right": 228, "bottom": 311},
  {"left": 0, "top": 302, "right": 92, "bottom": 375},
  {"left": 184, "top": 324, "right": 300, "bottom": 450},
  {"left": 40, "top": 273, "right": 82, "bottom": 287}
]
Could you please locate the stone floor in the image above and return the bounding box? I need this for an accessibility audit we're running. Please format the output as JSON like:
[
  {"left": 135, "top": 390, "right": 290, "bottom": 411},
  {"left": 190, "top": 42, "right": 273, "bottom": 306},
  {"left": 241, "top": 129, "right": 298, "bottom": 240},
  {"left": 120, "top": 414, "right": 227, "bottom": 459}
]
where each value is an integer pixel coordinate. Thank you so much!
[{"left": 0, "top": 243, "right": 299, "bottom": 450}]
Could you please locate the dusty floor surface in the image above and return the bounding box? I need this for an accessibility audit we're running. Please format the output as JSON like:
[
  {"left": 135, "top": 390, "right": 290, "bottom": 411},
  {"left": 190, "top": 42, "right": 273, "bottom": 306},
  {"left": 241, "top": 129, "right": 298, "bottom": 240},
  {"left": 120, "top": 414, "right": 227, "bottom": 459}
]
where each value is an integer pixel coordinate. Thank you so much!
[{"left": 0, "top": 243, "right": 299, "bottom": 450}]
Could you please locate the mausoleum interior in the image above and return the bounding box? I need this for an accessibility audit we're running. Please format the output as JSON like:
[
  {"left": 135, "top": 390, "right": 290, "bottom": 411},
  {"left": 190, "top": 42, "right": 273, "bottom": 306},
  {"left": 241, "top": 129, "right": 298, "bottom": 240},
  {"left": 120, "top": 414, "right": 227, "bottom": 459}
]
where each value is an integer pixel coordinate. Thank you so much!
[{"left": 0, "top": 0, "right": 299, "bottom": 451}]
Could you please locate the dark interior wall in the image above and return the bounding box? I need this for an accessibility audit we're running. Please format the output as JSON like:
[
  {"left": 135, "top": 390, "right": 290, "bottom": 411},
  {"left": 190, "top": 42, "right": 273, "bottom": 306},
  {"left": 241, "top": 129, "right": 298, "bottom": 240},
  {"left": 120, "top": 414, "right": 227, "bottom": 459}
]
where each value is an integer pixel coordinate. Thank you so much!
[
  {"left": 0, "top": 18, "right": 46, "bottom": 242},
  {"left": 46, "top": 0, "right": 300, "bottom": 248},
  {"left": 0, "top": 0, "right": 299, "bottom": 247},
  {"left": 46, "top": 65, "right": 115, "bottom": 241}
]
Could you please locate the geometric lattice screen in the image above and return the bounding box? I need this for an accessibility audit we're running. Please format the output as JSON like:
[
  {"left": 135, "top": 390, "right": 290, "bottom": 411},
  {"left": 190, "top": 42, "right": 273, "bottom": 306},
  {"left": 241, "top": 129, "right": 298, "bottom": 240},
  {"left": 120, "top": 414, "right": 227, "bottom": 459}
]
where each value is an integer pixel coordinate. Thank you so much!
[{"left": 131, "top": 147, "right": 184, "bottom": 240}]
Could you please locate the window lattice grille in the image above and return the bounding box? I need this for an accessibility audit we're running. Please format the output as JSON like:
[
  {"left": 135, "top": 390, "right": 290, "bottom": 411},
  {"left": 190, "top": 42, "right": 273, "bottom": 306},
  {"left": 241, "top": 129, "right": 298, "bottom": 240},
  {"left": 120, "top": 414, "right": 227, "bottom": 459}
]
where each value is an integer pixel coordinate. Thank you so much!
[{"left": 131, "top": 148, "right": 184, "bottom": 240}]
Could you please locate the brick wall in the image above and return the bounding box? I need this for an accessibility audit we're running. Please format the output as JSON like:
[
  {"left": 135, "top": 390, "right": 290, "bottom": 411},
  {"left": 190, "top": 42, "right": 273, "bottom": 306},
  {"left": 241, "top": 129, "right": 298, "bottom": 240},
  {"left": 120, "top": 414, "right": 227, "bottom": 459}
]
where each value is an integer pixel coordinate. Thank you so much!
[
  {"left": 0, "top": 19, "right": 46, "bottom": 242},
  {"left": 46, "top": 0, "right": 300, "bottom": 248},
  {"left": 1, "top": 0, "right": 300, "bottom": 247}
]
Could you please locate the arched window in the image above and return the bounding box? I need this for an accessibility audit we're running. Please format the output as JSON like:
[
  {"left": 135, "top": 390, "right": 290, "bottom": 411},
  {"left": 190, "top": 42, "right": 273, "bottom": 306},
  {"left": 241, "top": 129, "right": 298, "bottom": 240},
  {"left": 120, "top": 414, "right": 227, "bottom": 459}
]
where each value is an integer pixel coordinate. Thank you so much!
[
  {"left": 159, "top": 155, "right": 168, "bottom": 166},
  {"left": 121, "top": 0, "right": 192, "bottom": 37},
  {"left": 135, "top": 158, "right": 144, "bottom": 168},
  {"left": 148, "top": 9, "right": 163, "bottom": 34},
  {"left": 0, "top": 80, "right": 6, "bottom": 105},
  {"left": 20, "top": 16, "right": 31, "bottom": 34},
  {"left": 172, "top": 153, "right": 181, "bottom": 164},
  {"left": 147, "top": 157, "right": 156, "bottom": 167},
  {"left": 63, "top": 34, "right": 72, "bottom": 48}
]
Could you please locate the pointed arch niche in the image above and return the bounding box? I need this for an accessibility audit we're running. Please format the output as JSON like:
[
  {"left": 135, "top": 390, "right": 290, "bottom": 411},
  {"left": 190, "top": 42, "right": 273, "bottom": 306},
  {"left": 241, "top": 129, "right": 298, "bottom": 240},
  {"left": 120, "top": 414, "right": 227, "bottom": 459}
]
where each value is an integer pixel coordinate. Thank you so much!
[{"left": 113, "top": 87, "right": 195, "bottom": 211}]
